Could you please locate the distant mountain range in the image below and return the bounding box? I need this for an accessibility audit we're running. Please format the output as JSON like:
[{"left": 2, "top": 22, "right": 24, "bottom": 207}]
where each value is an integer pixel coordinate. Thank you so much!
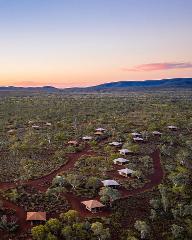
[
  {"left": 0, "top": 78, "right": 192, "bottom": 93},
  {"left": 0, "top": 86, "right": 58, "bottom": 92}
]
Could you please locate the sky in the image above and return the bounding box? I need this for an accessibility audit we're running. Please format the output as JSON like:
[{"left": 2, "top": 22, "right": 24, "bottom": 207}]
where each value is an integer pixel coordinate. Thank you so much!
[{"left": 0, "top": 0, "right": 192, "bottom": 88}]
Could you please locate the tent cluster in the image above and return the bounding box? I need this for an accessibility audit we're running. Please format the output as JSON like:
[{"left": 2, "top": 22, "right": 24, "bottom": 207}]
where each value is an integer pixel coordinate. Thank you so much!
[
  {"left": 82, "top": 127, "right": 106, "bottom": 141},
  {"left": 81, "top": 179, "right": 121, "bottom": 213},
  {"left": 26, "top": 125, "right": 177, "bottom": 218}
]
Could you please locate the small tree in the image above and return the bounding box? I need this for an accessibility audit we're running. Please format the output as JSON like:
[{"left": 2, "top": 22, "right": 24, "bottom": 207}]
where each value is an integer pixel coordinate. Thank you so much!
[
  {"left": 91, "top": 222, "right": 110, "bottom": 240},
  {"left": 158, "top": 184, "right": 169, "bottom": 212},
  {"left": 127, "top": 237, "right": 138, "bottom": 240},
  {"left": 47, "top": 232, "right": 58, "bottom": 240},
  {"left": 132, "top": 170, "right": 142, "bottom": 179},
  {"left": 7, "top": 189, "right": 19, "bottom": 203},
  {"left": 46, "top": 186, "right": 65, "bottom": 200},
  {"left": 150, "top": 209, "right": 157, "bottom": 221},
  {"left": 185, "top": 218, "right": 192, "bottom": 238},
  {"left": 45, "top": 218, "right": 61, "bottom": 235},
  {"left": 99, "top": 187, "right": 120, "bottom": 207},
  {"left": 66, "top": 174, "right": 82, "bottom": 189},
  {"left": 86, "top": 177, "right": 102, "bottom": 191},
  {"left": 134, "top": 220, "right": 150, "bottom": 239},
  {"left": 31, "top": 224, "right": 47, "bottom": 240},
  {"left": 171, "top": 224, "right": 185, "bottom": 239},
  {"left": 61, "top": 226, "right": 73, "bottom": 239},
  {"left": 73, "top": 222, "right": 89, "bottom": 239},
  {"left": 126, "top": 230, "right": 139, "bottom": 240},
  {"left": 150, "top": 198, "right": 161, "bottom": 210},
  {"left": 51, "top": 176, "right": 69, "bottom": 188},
  {"left": 128, "top": 144, "right": 140, "bottom": 153},
  {"left": 60, "top": 210, "right": 79, "bottom": 224}
]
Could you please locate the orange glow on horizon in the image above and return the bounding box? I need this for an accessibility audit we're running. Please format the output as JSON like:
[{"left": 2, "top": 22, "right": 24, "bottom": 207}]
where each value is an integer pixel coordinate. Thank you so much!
[{"left": 0, "top": 67, "right": 191, "bottom": 88}]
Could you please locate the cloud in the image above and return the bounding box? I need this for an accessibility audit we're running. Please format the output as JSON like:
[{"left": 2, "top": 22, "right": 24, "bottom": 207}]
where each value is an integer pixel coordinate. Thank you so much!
[{"left": 122, "top": 62, "right": 192, "bottom": 72}]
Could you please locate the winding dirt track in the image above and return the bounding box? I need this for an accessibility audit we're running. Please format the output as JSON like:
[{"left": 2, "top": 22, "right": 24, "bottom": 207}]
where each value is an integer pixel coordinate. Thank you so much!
[
  {"left": 0, "top": 146, "right": 163, "bottom": 233},
  {"left": 0, "top": 146, "right": 94, "bottom": 191},
  {"left": 107, "top": 149, "right": 164, "bottom": 197}
]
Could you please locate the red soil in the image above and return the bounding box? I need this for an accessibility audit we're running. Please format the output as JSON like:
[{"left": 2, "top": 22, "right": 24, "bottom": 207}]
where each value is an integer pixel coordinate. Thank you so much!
[
  {"left": 63, "top": 192, "right": 111, "bottom": 218},
  {"left": 0, "top": 147, "right": 163, "bottom": 235},
  {"left": 2, "top": 199, "right": 30, "bottom": 232},
  {"left": 107, "top": 149, "right": 164, "bottom": 197},
  {"left": 0, "top": 146, "right": 94, "bottom": 191}
]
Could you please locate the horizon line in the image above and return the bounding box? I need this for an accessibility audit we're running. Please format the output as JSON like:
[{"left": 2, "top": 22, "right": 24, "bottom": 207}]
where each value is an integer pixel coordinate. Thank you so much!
[{"left": 1, "top": 77, "right": 191, "bottom": 89}]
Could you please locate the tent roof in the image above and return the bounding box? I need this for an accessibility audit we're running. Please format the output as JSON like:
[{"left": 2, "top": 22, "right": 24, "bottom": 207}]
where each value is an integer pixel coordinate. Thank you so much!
[
  {"left": 102, "top": 180, "right": 120, "bottom": 186},
  {"left": 81, "top": 200, "right": 104, "bottom": 209},
  {"left": 109, "top": 141, "right": 122, "bottom": 146},
  {"left": 82, "top": 136, "right": 92, "bottom": 140},
  {"left": 131, "top": 132, "right": 142, "bottom": 136},
  {"left": 168, "top": 125, "right": 177, "bottom": 128},
  {"left": 113, "top": 158, "right": 129, "bottom": 163},
  {"left": 118, "top": 168, "right": 134, "bottom": 174},
  {"left": 133, "top": 137, "right": 144, "bottom": 141},
  {"left": 152, "top": 131, "right": 162, "bottom": 135},
  {"left": 96, "top": 128, "right": 106, "bottom": 131},
  {"left": 26, "top": 212, "right": 46, "bottom": 221},
  {"left": 94, "top": 131, "right": 103, "bottom": 135},
  {"left": 68, "top": 140, "right": 78, "bottom": 144},
  {"left": 119, "top": 149, "right": 132, "bottom": 153}
]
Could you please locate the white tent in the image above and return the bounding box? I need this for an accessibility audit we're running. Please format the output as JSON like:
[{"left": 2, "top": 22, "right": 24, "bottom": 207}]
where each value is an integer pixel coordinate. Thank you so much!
[
  {"left": 168, "top": 125, "right": 178, "bottom": 130},
  {"left": 109, "top": 141, "right": 122, "bottom": 147},
  {"left": 152, "top": 131, "right": 162, "bottom": 135},
  {"left": 113, "top": 158, "right": 129, "bottom": 165},
  {"left": 119, "top": 149, "right": 132, "bottom": 155},
  {"left": 133, "top": 137, "right": 144, "bottom": 142},
  {"left": 131, "top": 132, "right": 142, "bottom": 137},
  {"left": 118, "top": 168, "right": 134, "bottom": 177},
  {"left": 102, "top": 180, "right": 120, "bottom": 187},
  {"left": 96, "top": 128, "right": 106, "bottom": 132},
  {"left": 82, "top": 136, "right": 93, "bottom": 140}
]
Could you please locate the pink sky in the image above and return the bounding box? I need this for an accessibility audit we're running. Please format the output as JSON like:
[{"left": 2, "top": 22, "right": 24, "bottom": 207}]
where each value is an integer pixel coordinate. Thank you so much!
[{"left": 1, "top": 62, "right": 191, "bottom": 88}]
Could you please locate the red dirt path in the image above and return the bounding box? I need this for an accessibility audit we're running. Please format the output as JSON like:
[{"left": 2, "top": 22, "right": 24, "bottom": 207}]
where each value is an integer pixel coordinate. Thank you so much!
[
  {"left": 0, "top": 146, "right": 94, "bottom": 190},
  {"left": 0, "top": 147, "right": 163, "bottom": 234},
  {"left": 107, "top": 149, "right": 164, "bottom": 197}
]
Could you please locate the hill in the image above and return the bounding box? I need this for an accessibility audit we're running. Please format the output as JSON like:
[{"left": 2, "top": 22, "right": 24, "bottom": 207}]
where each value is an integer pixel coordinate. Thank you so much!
[
  {"left": 0, "top": 86, "right": 58, "bottom": 92},
  {"left": 0, "top": 78, "right": 192, "bottom": 94},
  {"left": 84, "top": 78, "right": 192, "bottom": 91}
]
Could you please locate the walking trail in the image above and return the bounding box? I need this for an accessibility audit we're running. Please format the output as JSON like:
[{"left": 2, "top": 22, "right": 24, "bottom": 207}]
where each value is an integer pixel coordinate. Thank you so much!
[{"left": 0, "top": 146, "right": 163, "bottom": 233}]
